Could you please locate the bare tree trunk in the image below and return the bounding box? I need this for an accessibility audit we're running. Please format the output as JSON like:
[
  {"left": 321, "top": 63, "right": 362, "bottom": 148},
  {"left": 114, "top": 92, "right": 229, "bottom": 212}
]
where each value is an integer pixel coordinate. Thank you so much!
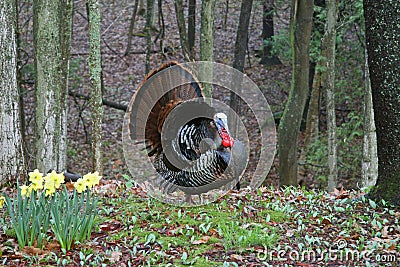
[
  {"left": 298, "top": 62, "right": 321, "bottom": 183},
  {"left": 223, "top": 0, "right": 229, "bottom": 29},
  {"left": 304, "top": 64, "right": 322, "bottom": 147},
  {"left": 125, "top": 0, "right": 139, "bottom": 56},
  {"left": 229, "top": 0, "right": 253, "bottom": 189},
  {"left": 298, "top": 0, "right": 327, "bottom": 185},
  {"left": 278, "top": 0, "right": 314, "bottom": 186},
  {"left": 145, "top": 0, "right": 155, "bottom": 73},
  {"left": 88, "top": 0, "right": 103, "bottom": 174},
  {"left": 362, "top": 48, "right": 378, "bottom": 187},
  {"left": 174, "top": 0, "right": 191, "bottom": 61},
  {"left": 139, "top": 0, "right": 145, "bottom": 15},
  {"left": 33, "top": 0, "right": 68, "bottom": 172},
  {"left": 230, "top": 0, "right": 253, "bottom": 131},
  {"left": 325, "top": 0, "right": 338, "bottom": 192},
  {"left": 156, "top": 0, "right": 165, "bottom": 53},
  {"left": 260, "top": 0, "right": 281, "bottom": 66},
  {"left": 232, "top": 0, "right": 253, "bottom": 74},
  {"left": 15, "top": 0, "right": 27, "bottom": 166},
  {"left": 0, "top": 0, "right": 26, "bottom": 184},
  {"left": 59, "top": 0, "right": 74, "bottom": 172},
  {"left": 150, "top": 0, "right": 157, "bottom": 29},
  {"left": 199, "top": 0, "right": 216, "bottom": 97},
  {"left": 188, "top": 0, "right": 196, "bottom": 56}
]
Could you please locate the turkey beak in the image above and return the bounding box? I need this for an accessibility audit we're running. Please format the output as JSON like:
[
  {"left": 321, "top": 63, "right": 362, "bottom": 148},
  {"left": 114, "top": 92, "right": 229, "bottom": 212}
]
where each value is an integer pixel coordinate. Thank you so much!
[
  {"left": 214, "top": 115, "right": 234, "bottom": 148},
  {"left": 215, "top": 116, "right": 229, "bottom": 132}
]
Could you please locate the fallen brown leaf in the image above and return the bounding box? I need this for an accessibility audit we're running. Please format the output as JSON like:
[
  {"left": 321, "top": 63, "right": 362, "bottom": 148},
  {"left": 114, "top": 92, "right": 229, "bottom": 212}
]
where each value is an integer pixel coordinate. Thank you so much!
[
  {"left": 192, "top": 235, "right": 210, "bottom": 245},
  {"left": 108, "top": 251, "right": 122, "bottom": 263},
  {"left": 321, "top": 218, "right": 331, "bottom": 225},
  {"left": 230, "top": 254, "right": 244, "bottom": 261}
]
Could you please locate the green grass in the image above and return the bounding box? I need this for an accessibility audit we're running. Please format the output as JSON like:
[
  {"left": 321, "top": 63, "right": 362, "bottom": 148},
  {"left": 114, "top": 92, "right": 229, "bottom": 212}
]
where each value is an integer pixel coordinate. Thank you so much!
[
  {"left": 94, "top": 188, "right": 285, "bottom": 266},
  {"left": 218, "top": 221, "right": 277, "bottom": 250}
]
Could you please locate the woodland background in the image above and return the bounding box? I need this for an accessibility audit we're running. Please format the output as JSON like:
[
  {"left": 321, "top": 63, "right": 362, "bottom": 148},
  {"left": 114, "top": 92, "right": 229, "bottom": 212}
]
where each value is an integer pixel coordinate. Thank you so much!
[{"left": 16, "top": 0, "right": 365, "bottom": 189}]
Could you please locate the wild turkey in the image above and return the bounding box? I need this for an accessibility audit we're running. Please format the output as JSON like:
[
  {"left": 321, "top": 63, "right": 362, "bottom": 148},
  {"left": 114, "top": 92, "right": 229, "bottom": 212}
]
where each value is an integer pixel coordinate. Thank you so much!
[{"left": 125, "top": 62, "right": 247, "bottom": 204}]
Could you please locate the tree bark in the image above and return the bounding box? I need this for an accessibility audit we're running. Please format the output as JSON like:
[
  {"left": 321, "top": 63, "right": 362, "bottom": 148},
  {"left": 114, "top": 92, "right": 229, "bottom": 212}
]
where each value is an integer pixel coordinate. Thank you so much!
[
  {"left": 298, "top": 0, "right": 326, "bottom": 184},
  {"left": 232, "top": 0, "right": 253, "bottom": 73},
  {"left": 278, "top": 0, "right": 314, "bottom": 186},
  {"left": 139, "top": 0, "right": 145, "bottom": 15},
  {"left": 174, "top": 0, "right": 191, "bottom": 61},
  {"left": 230, "top": 0, "right": 253, "bottom": 132},
  {"left": 15, "top": 0, "right": 27, "bottom": 165},
  {"left": 199, "top": 0, "right": 216, "bottom": 97},
  {"left": 145, "top": 0, "right": 155, "bottom": 73},
  {"left": 188, "top": 0, "right": 196, "bottom": 56},
  {"left": 364, "top": 0, "right": 400, "bottom": 205},
  {"left": 125, "top": 0, "right": 139, "bottom": 56},
  {"left": 260, "top": 0, "right": 281, "bottom": 66},
  {"left": 156, "top": 0, "right": 165, "bottom": 52},
  {"left": 325, "top": 0, "right": 337, "bottom": 192},
  {"left": 88, "top": 0, "right": 104, "bottom": 174},
  {"left": 33, "top": 0, "right": 68, "bottom": 172},
  {"left": 304, "top": 65, "right": 321, "bottom": 147},
  {"left": 0, "top": 0, "right": 26, "bottom": 184},
  {"left": 223, "top": 0, "right": 229, "bottom": 29},
  {"left": 361, "top": 48, "right": 378, "bottom": 187},
  {"left": 59, "top": 0, "right": 74, "bottom": 174},
  {"left": 298, "top": 61, "right": 321, "bottom": 183}
]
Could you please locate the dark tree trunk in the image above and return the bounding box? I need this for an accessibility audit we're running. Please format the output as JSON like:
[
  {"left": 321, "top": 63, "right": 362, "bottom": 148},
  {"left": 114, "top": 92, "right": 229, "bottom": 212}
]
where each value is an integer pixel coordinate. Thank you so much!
[
  {"left": 125, "top": 0, "right": 139, "bottom": 56},
  {"left": 145, "top": 0, "right": 155, "bottom": 73},
  {"left": 188, "top": 0, "right": 196, "bottom": 56},
  {"left": 260, "top": 0, "right": 281, "bottom": 66},
  {"left": 230, "top": 0, "right": 253, "bottom": 120},
  {"left": 232, "top": 0, "right": 253, "bottom": 73},
  {"left": 278, "top": 0, "right": 314, "bottom": 186},
  {"left": 364, "top": 0, "right": 400, "bottom": 206},
  {"left": 174, "top": 0, "right": 191, "bottom": 61}
]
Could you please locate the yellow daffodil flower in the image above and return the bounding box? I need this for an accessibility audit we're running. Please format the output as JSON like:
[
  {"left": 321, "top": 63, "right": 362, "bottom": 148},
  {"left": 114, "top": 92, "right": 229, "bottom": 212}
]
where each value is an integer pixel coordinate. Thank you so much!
[
  {"left": 92, "top": 171, "right": 101, "bottom": 186},
  {"left": 44, "top": 178, "right": 56, "bottom": 191},
  {"left": 44, "top": 170, "right": 65, "bottom": 189},
  {"left": 74, "top": 178, "right": 87, "bottom": 193},
  {"left": 20, "top": 184, "right": 33, "bottom": 197},
  {"left": 30, "top": 180, "right": 43, "bottom": 191},
  {"left": 45, "top": 185, "right": 56, "bottom": 197},
  {"left": 83, "top": 171, "right": 102, "bottom": 188},
  {"left": 28, "top": 169, "right": 43, "bottom": 184},
  {"left": 0, "top": 196, "right": 5, "bottom": 209}
]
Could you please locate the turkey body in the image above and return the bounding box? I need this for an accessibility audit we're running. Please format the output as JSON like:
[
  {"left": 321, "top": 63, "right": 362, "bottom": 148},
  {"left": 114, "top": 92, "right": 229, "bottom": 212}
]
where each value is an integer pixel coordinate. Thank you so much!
[{"left": 126, "top": 62, "right": 247, "bottom": 202}]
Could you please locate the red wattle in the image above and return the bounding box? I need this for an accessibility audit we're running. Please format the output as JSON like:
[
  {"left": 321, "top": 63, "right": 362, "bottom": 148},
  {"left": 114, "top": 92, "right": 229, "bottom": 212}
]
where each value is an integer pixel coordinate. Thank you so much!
[{"left": 221, "top": 134, "right": 234, "bottom": 148}]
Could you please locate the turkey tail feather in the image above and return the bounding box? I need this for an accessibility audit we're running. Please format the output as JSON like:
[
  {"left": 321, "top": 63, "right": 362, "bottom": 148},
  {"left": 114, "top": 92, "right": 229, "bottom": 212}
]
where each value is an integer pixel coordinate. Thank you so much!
[{"left": 126, "top": 61, "right": 203, "bottom": 155}]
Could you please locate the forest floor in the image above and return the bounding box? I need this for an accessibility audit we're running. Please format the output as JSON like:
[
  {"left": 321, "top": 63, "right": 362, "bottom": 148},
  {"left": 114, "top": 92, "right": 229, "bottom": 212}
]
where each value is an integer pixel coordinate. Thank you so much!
[{"left": 1, "top": 182, "right": 399, "bottom": 266}]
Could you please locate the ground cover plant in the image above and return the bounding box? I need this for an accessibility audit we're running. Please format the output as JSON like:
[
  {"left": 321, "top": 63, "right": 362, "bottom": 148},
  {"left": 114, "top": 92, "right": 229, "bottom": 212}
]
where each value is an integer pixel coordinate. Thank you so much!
[{"left": 1, "top": 180, "right": 399, "bottom": 266}]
